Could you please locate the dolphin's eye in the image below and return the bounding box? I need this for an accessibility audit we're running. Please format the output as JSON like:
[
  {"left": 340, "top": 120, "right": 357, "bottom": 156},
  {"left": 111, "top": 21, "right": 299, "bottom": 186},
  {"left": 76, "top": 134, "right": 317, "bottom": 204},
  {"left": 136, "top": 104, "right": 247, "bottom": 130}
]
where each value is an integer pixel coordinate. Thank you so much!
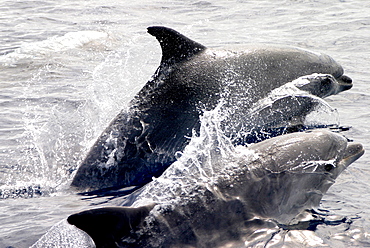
[
  {"left": 324, "top": 164, "right": 334, "bottom": 172},
  {"left": 322, "top": 77, "right": 332, "bottom": 85},
  {"left": 320, "top": 77, "right": 332, "bottom": 90}
]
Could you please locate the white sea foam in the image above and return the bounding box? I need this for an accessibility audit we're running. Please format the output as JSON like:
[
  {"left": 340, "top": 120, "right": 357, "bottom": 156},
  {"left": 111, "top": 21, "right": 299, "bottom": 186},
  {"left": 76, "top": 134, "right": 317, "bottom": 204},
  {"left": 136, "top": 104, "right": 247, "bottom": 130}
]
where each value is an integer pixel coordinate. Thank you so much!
[{"left": 0, "top": 31, "right": 109, "bottom": 67}]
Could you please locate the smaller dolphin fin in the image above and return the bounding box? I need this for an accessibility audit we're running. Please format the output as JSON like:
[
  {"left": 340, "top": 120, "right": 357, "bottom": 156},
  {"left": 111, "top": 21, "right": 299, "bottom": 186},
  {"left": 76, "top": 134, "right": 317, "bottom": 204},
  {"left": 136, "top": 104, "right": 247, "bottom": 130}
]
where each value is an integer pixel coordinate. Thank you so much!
[
  {"left": 67, "top": 204, "right": 156, "bottom": 248},
  {"left": 147, "top": 26, "right": 206, "bottom": 64}
]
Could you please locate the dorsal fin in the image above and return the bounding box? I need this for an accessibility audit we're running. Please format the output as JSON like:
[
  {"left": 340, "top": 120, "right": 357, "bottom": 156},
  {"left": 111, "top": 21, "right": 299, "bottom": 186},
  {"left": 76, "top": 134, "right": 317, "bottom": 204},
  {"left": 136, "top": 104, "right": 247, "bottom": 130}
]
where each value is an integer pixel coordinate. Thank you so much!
[
  {"left": 147, "top": 26, "right": 206, "bottom": 64},
  {"left": 67, "top": 204, "right": 156, "bottom": 247}
]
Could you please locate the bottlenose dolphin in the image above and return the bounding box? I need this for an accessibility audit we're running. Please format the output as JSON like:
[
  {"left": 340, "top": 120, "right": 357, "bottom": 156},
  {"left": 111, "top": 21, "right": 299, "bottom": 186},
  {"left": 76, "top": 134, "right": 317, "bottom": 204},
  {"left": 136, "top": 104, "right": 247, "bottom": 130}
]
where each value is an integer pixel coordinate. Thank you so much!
[
  {"left": 66, "top": 130, "right": 364, "bottom": 247},
  {"left": 71, "top": 26, "right": 353, "bottom": 192}
]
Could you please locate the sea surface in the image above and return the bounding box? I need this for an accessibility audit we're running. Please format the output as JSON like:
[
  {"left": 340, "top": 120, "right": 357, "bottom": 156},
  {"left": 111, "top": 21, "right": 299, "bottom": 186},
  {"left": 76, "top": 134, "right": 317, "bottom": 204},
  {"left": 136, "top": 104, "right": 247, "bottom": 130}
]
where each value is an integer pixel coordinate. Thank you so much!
[{"left": 0, "top": 0, "right": 369, "bottom": 247}]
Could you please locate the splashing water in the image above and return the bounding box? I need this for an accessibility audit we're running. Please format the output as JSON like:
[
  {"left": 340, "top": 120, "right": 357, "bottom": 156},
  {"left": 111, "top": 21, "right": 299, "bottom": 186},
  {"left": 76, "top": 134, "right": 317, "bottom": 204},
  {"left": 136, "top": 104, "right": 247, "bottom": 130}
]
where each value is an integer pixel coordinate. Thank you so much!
[
  {"left": 0, "top": 31, "right": 140, "bottom": 198},
  {"left": 127, "top": 85, "right": 338, "bottom": 208},
  {"left": 127, "top": 103, "right": 236, "bottom": 207}
]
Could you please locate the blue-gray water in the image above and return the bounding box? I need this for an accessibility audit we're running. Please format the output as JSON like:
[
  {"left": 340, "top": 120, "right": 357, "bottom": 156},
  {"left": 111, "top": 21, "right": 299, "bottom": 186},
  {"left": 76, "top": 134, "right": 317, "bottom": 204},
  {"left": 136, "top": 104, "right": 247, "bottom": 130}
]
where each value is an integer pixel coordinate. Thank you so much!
[{"left": 0, "top": 0, "right": 369, "bottom": 247}]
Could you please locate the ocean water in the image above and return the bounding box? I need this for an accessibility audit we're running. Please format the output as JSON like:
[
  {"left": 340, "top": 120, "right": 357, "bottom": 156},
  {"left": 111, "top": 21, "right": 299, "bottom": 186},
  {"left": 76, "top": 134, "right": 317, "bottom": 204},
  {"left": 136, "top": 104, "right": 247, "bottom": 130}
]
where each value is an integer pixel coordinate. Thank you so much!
[{"left": 0, "top": 0, "right": 369, "bottom": 247}]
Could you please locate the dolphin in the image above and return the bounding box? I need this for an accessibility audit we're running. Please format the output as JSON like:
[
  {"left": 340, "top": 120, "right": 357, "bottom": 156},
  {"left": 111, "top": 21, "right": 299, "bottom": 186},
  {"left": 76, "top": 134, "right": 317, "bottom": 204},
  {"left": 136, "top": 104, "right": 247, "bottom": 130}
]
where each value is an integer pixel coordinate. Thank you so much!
[
  {"left": 71, "top": 26, "right": 353, "bottom": 192},
  {"left": 66, "top": 130, "right": 364, "bottom": 248}
]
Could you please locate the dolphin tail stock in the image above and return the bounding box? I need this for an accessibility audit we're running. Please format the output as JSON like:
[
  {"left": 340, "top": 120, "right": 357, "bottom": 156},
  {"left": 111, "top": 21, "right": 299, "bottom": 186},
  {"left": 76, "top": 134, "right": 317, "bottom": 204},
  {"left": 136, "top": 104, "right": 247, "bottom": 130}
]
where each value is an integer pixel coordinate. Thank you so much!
[
  {"left": 67, "top": 204, "right": 156, "bottom": 248},
  {"left": 147, "top": 26, "right": 206, "bottom": 65}
]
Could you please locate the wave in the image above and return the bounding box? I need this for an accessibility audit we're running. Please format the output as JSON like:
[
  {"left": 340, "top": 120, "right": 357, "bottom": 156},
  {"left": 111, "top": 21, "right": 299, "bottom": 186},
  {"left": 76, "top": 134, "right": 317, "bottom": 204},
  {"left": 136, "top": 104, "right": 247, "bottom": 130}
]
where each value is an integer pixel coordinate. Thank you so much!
[{"left": 0, "top": 31, "right": 110, "bottom": 67}]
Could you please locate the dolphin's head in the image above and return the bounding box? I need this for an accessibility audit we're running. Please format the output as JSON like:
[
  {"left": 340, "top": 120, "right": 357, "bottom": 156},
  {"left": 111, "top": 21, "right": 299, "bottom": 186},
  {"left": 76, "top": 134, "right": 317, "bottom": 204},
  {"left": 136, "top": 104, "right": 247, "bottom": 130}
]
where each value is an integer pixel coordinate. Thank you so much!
[
  {"left": 278, "top": 131, "right": 364, "bottom": 200},
  {"left": 249, "top": 130, "right": 363, "bottom": 176},
  {"left": 224, "top": 130, "right": 364, "bottom": 223},
  {"left": 335, "top": 74, "right": 353, "bottom": 92},
  {"left": 334, "top": 140, "right": 364, "bottom": 177},
  {"left": 318, "top": 53, "right": 353, "bottom": 93},
  {"left": 321, "top": 54, "right": 353, "bottom": 92},
  {"left": 294, "top": 74, "right": 352, "bottom": 98}
]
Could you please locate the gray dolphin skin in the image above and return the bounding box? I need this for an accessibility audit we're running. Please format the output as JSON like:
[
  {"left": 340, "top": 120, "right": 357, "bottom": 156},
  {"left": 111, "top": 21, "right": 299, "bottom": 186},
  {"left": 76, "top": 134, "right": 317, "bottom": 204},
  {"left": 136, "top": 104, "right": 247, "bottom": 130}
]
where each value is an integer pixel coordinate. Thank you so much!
[
  {"left": 71, "top": 26, "right": 353, "bottom": 192},
  {"left": 67, "top": 130, "right": 364, "bottom": 248}
]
